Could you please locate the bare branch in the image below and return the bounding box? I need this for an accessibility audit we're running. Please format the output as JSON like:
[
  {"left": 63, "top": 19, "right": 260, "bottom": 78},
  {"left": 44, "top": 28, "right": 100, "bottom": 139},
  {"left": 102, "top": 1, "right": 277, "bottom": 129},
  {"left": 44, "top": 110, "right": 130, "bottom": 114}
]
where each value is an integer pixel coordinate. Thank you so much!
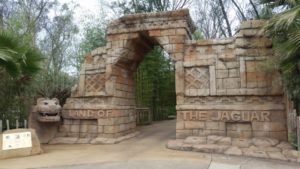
[
  {"left": 249, "top": 0, "right": 260, "bottom": 19},
  {"left": 231, "top": 0, "right": 247, "bottom": 21},
  {"left": 218, "top": 0, "right": 232, "bottom": 37}
]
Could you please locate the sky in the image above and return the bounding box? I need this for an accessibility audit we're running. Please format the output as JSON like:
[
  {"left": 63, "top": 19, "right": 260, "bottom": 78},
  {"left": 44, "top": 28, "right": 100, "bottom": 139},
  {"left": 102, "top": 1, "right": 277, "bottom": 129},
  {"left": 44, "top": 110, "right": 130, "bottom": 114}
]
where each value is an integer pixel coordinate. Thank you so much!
[
  {"left": 59, "top": 0, "right": 101, "bottom": 14},
  {"left": 58, "top": 0, "right": 105, "bottom": 22},
  {"left": 57, "top": 0, "right": 242, "bottom": 34}
]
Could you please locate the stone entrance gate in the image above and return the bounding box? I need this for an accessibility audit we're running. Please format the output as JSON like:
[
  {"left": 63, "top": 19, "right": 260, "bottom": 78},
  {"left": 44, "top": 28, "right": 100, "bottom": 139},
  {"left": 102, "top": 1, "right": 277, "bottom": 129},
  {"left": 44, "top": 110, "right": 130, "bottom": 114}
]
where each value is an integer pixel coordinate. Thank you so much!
[{"left": 51, "top": 9, "right": 287, "bottom": 144}]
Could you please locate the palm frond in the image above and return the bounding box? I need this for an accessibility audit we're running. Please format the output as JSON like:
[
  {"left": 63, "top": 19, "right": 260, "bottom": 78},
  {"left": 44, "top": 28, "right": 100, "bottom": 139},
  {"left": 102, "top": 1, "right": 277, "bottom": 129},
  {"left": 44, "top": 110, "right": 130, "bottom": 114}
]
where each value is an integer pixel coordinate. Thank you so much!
[
  {"left": 264, "top": 5, "right": 300, "bottom": 35},
  {"left": 260, "top": 0, "right": 300, "bottom": 8},
  {"left": 0, "top": 30, "right": 43, "bottom": 80}
]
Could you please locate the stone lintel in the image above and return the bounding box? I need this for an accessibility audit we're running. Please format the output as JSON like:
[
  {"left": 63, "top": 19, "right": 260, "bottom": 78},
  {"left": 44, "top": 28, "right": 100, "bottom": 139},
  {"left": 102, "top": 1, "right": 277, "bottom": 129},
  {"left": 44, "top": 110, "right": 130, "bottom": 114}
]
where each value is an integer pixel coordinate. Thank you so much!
[
  {"left": 107, "top": 9, "right": 195, "bottom": 37},
  {"left": 176, "top": 104, "right": 285, "bottom": 111}
]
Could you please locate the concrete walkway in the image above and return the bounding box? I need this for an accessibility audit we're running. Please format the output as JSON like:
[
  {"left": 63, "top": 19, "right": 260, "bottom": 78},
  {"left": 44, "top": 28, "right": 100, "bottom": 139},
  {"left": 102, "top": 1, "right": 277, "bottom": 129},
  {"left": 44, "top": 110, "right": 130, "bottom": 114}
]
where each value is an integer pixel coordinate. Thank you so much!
[{"left": 0, "top": 120, "right": 299, "bottom": 169}]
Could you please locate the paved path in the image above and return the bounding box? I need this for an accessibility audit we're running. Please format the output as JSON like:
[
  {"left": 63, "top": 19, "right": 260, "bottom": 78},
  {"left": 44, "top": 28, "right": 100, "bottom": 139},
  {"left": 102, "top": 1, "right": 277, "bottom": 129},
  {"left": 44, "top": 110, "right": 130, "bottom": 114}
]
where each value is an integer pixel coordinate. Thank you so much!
[{"left": 0, "top": 120, "right": 299, "bottom": 169}]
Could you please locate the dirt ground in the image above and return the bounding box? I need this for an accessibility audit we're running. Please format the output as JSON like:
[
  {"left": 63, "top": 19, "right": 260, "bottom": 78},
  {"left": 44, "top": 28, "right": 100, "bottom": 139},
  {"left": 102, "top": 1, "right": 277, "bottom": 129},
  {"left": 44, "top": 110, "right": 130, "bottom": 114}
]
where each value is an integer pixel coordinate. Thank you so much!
[{"left": 0, "top": 120, "right": 299, "bottom": 169}]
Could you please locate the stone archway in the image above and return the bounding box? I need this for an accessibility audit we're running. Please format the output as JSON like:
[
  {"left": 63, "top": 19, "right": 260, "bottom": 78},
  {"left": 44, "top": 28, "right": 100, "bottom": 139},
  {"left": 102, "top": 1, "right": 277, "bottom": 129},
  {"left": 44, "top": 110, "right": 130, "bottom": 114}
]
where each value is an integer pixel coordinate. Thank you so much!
[
  {"left": 51, "top": 10, "right": 195, "bottom": 144},
  {"left": 50, "top": 9, "right": 287, "bottom": 144}
]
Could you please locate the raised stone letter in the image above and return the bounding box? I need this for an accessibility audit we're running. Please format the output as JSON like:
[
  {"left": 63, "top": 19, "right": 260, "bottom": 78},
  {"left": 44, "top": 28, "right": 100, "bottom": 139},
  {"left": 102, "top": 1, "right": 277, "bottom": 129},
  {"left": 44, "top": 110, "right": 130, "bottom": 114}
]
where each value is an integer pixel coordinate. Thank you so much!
[
  {"left": 98, "top": 110, "right": 105, "bottom": 118},
  {"left": 106, "top": 110, "right": 113, "bottom": 118},
  {"left": 78, "top": 111, "right": 86, "bottom": 117},
  {"left": 220, "top": 112, "right": 230, "bottom": 121},
  {"left": 191, "top": 111, "right": 198, "bottom": 120},
  {"left": 251, "top": 112, "right": 260, "bottom": 121},
  {"left": 231, "top": 111, "right": 241, "bottom": 121},
  {"left": 261, "top": 111, "right": 270, "bottom": 121},
  {"left": 241, "top": 112, "right": 250, "bottom": 121},
  {"left": 199, "top": 112, "right": 208, "bottom": 121}
]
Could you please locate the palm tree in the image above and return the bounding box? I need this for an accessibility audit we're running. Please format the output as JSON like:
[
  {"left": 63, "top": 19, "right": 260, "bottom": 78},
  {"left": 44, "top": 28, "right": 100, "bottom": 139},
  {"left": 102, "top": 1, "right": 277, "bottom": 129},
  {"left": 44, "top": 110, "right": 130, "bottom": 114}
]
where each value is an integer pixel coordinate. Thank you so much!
[
  {"left": 261, "top": 0, "right": 300, "bottom": 114},
  {"left": 0, "top": 31, "right": 43, "bottom": 84}
]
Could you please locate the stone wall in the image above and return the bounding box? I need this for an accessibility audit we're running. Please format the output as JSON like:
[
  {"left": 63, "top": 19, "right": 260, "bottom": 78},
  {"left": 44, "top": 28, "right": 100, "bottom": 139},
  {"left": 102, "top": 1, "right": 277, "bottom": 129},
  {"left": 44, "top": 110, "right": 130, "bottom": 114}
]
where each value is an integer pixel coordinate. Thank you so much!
[
  {"left": 52, "top": 10, "right": 194, "bottom": 144},
  {"left": 176, "top": 20, "right": 286, "bottom": 141},
  {"left": 51, "top": 9, "right": 287, "bottom": 144}
]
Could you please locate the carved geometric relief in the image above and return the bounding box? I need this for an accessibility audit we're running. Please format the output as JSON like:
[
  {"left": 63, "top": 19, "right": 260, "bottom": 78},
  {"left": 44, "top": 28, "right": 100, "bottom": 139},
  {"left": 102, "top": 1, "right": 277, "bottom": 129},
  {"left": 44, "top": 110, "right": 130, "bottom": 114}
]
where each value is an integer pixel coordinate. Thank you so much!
[
  {"left": 183, "top": 96, "right": 283, "bottom": 105},
  {"left": 93, "top": 54, "right": 106, "bottom": 67},
  {"left": 185, "top": 67, "right": 209, "bottom": 89},
  {"left": 85, "top": 73, "right": 105, "bottom": 93}
]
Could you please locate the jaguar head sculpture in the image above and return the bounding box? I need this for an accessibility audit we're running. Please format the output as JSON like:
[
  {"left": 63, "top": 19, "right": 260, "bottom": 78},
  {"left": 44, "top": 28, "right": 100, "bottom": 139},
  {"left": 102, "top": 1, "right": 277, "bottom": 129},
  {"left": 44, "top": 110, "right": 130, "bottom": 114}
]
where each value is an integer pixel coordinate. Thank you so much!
[{"left": 34, "top": 98, "right": 62, "bottom": 122}]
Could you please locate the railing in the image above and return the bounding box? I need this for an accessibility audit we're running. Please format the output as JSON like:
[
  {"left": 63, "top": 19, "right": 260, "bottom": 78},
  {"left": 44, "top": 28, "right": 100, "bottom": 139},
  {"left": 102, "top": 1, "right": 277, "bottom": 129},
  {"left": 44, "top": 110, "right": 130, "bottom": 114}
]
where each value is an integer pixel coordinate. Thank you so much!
[
  {"left": 0, "top": 119, "right": 27, "bottom": 133},
  {"left": 136, "top": 108, "right": 152, "bottom": 125}
]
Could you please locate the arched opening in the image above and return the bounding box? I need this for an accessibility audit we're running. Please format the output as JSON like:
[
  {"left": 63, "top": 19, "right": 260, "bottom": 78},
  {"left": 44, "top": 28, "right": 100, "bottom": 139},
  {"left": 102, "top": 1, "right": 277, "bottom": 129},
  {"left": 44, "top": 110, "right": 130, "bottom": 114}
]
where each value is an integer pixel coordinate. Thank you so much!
[
  {"left": 112, "top": 31, "right": 177, "bottom": 126},
  {"left": 57, "top": 10, "right": 194, "bottom": 144},
  {"left": 135, "top": 46, "right": 176, "bottom": 124}
]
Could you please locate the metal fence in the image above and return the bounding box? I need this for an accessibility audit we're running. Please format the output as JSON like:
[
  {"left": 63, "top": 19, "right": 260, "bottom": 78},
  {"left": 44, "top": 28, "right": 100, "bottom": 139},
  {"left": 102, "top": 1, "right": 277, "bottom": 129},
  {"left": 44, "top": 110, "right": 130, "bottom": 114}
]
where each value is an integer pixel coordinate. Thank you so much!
[
  {"left": 0, "top": 119, "right": 27, "bottom": 133},
  {"left": 136, "top": 108, "right": 152, "bottom": 125}
]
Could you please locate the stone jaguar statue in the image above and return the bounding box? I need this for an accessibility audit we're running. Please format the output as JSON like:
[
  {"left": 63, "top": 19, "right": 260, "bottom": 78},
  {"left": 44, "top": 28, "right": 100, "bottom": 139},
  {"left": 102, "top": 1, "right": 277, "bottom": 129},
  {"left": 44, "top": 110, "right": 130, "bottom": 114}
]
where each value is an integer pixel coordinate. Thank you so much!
[{"left": 28, "top": 98, "right": 62, "bottom": 143}]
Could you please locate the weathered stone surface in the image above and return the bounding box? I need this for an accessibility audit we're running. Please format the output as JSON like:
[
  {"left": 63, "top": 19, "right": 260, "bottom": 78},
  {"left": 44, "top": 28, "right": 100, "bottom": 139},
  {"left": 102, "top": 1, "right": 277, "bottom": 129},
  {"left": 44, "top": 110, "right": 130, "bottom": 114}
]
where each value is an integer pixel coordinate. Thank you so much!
[
  {"left": 276, "top": 141, "right": 293, "bottom": 150},
  {"left": 166, "top": 135, "right": 297, "bottom": 162},
  {"left": 242, "top": 145, "right": 269, "bottom": 158},
  {"left": 183, "top": 136, "right": 206, "bottom": 145},
  {"left": 232, "top": 138, "right": 252, "bottom": 148},
  {"left": 184, "top": 121, "right": 205, "bottom": 129},
  {"left": 218, "top": 137, "right": 232, "bottom": 145},
  {"left": 176, "top": 129, "right": 193, "bottom": 139},
  {"left": 207, "top": 135, "right": 223, "bottom": 144},
  {"left": 166, "top": 139, "right": 184, "bottom": 150},
  {"left": 282, "top": 149, "right": 298, "bottom": 161},
  {"left": 260, "top": 146, "right": 281, "bottom": 152},
  {"left": 224, "top": 146, "right": 243, "bottom": 156},
  {"left": 267, "top": 151, "right": 287, "bottom": 161},
  {"left": 252, "top": 137, "right": 279, "bottom": 147},
  {"left": 54, "top": 8, "right": 285, "bottom": 145},
  {"left": 77, "top": 138, "right": 92, "bottom": 144},
  {"left": 206, "top": 122, "right": 219, "bottom": 130},
  {"left": 28, "top": 98, "right": 61, "bottom": 144},
  {"left": 0, "top": 129, "right": 43, "bottom": 159},
  {"left": 207, "top": 135, "right": 231, "bottom": 145},
  {"left": 192, "top": 144, "right": 229, "bottom": 153}
]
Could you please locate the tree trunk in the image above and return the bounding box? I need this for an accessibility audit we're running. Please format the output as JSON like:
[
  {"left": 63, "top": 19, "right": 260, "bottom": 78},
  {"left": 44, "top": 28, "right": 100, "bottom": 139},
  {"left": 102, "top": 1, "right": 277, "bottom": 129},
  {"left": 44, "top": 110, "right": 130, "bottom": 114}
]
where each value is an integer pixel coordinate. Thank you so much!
[
  {"left": 231, "top": 0, "right": 247, "bottom": 21},
  {"left": 218, "top": 0, "right": 232, "bottom": 37},
  {"left": 249, "top": 0, "right": 260, "bottom": 19},
  {"left": 297, "top": 116, "right": 300, "bottom": 150}
]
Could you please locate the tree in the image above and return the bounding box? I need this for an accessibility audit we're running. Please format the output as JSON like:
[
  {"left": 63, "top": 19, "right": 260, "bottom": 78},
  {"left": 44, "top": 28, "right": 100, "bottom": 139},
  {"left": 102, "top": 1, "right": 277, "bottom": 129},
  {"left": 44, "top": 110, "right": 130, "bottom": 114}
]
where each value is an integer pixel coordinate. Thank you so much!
[
  {"left": 0, "top": 0, "right": 78, "bottom": 124},
  {"left": 218, "top": 0, "right": 232, "bottom": 37},
  {"left": 193, "top": 0, "right": 263, "bottom": 38},
  {"left": 261, "top": 0, "right": 300, "bottom": 115},
  {"left": 0, "top": 31, "right": 43, "bottom": 123},
  {"left": 0, "top": 31, "right": 43, "bottom": 81},
  {"left": 39, "top": 3, "right": 78, "bottom": 74},
  {"left": 110, "top": 0, "right": 192, "bottom": 14},
  {"left": 135, "top": 47, "right": 176, "bottom": 120},
  {"left": 4, "top": 0, "right": 56, "bottom": 47},
  {"left": 33, "top": 2, "right": 79, "bottom": 104}
]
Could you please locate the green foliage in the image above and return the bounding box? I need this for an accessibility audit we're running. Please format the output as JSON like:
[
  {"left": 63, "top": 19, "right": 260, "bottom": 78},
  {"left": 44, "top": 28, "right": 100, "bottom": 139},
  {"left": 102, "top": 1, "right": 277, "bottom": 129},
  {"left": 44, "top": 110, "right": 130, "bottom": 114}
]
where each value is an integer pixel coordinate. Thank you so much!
[
  {"left": 0, "top": 31, "right": 43, "bottom": 81},
  {"left": 40, "top": 2, "right": 79, "bottom": 74},
  {"left": 80, "top": 25, "right": 106, "bottom": 54},
  {"left": 29, "top": 70, "right": 76, "bottom": 105},
  {"left": 262, "top": 0, "right": 300, "bottom": 115},
  {"left": 0, "top": 31, "right": 43, "bottom": 122},
  {"left": 193, "top": 29, "right": 204, "bottom": 40},
  {"left": 110, "top": 0, "right": 191, "bottom": 14},
  {"left": 135, "top": 47, "right": 176, "bottom": 120},
  {"left": 0, "top": 1, "right": 78, "bottom": 124},
  {"left": 288, "top": 132, "right": 298, "bottom": 148}
]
